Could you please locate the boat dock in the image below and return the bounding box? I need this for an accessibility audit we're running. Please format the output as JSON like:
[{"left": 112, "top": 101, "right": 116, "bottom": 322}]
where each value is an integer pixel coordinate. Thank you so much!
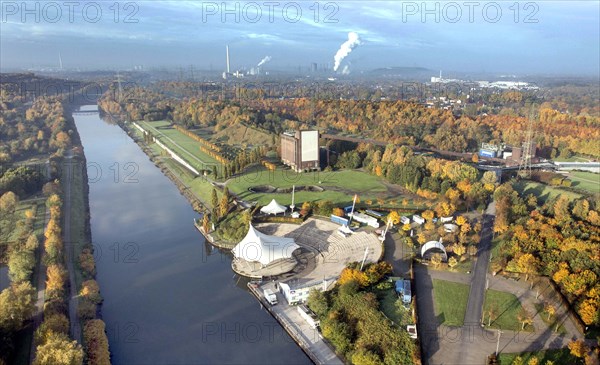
[{"left": 247, "top": 281, "right": 344, "bottom": 365}]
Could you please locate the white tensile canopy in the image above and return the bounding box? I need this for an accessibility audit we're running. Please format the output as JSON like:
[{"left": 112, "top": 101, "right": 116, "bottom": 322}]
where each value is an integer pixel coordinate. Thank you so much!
[
  {"left": 232, "top": 224, "right": 300, "bottom": 266},
  {"left": 260, "top": 199, "right": 287, "bottom": 215},
  {"left": 421, "top": 238, "right": 448, "bottom": 261}
]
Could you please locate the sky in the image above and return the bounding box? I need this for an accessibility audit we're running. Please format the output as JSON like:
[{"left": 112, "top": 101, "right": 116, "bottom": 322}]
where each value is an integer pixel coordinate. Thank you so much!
[{"left": 1, "top": 1, "right": 599, "bottom": 75}]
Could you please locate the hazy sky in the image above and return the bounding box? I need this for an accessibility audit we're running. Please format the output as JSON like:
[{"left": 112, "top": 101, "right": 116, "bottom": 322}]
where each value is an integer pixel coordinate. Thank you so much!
[{"left": 1, "top": 1, "right": 598, "bottom": 75}]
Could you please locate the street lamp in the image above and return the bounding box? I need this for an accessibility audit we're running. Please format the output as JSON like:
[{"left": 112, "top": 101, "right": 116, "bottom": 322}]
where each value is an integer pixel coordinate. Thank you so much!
[{"left": 495, "top": 329, "right": 503, "bottom": 355}]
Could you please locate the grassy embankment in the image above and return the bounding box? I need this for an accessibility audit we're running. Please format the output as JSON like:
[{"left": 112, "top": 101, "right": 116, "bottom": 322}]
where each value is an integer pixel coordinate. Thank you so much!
[
  {"left": 514, "top": 180, "right": 582, "bottom": 204},
  {"left": 567, "top": 170, "right": 599, "bottom": 195}
]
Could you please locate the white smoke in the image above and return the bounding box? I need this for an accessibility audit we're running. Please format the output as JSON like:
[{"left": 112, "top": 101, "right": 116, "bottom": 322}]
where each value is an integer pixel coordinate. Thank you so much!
[
  {"left": 257, "top": 56, "right": 272, "bottom": 67},
  {"left": 342, "top": 65, "right": 350, "bottom": 75},
  {"left": 333, "top": 32, "right": 360, "bottom": 72}
]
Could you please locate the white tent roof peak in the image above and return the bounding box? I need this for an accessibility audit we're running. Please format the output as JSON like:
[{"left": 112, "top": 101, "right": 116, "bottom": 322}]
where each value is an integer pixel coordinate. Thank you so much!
[
  {"left": 232, "top": 224, "right": 300, "bottom": 266},
  {"left": 260, "top": 199, "right": 287, "bottom": 215}
]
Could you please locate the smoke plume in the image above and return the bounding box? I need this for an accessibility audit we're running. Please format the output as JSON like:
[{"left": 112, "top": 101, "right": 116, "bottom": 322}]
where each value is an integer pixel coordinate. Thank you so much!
[
  {"left": 342, "top": 65, "right": 350, "bottom": 75},
  {"left": 257, "top": 56, "right": 272, "bottom": 67},
  {"left": 333, "top": 32, "right": 360, "bottom": 71}
]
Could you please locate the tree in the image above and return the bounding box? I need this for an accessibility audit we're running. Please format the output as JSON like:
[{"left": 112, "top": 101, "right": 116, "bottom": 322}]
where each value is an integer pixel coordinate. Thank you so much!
[
  {"left": 422, "top": 210, "right": 434, "bottom": 221},
  {"left": 33, "top": 332, "right": 83, "bottom": 365},
  {"left": 568, "top": 339, "right": 588, "bottom": 358},
  {"left": 307, "top": 289, "right": 329, "bottom": 317},
  {"left": 219, "top": 194, "right": 229, "bottom": 217},
  {"left": 0, "top": 191, "right": 18, "bottom": 213},
  {"left": 543, "top": 302, "right": 555, "bottom": 321},
  {"left": 332, "top": 207, "right": 345, "bottom": 217},
  {"left": 517, "top": 308, "right": 533, "bottom": 330},
  {"left": 516, "top": 253, "right": 538, "bottom": 281},
  {"left": 83, "top": 320, "right": 111, "bottom": 365},
  {"left": 486, "top": 303, "right": 499, "bottom": 326},
  {"left": 430, "top": 253, "right": 442, "bottom": 268},
  {"left": 456, "top": 216, "right": 467, "bottom": 226},
  {"left": 202, "top": 213, "right": 210, "bottom": 233},
  {"left": 8, "top": 249, "right": 35, "bottom": 283},
  {"left": 25, "top": 234, "right": 40, "bottom": 251},
  {"left": 35, "top": 314, "right": 70, "bottom": 345},
  {"left": 386, "top": 211, "right": 400, "bottom": 225},
  {"left": 453, "top": 244, "right": 466, "bottom": 257},
  {"left": 46, "top": 265, "right": 67, "bottom": 296},
  {"left": 211, "top": 188, "right": 218, "bottom": 210},
  {"left": 448, "top": 257, "right": 458, "bottom": 269},
  {"left": 0, "top": 281, "right": 36, "bottom": 332},
  {"left": 80, "top": 280, "right": 102, "bottom": 304}
]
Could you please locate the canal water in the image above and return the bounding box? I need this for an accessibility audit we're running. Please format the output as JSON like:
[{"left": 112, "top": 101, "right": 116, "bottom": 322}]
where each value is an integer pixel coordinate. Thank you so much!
[{"left": 73, "top": 108, "right": 311, "bottom": 364}]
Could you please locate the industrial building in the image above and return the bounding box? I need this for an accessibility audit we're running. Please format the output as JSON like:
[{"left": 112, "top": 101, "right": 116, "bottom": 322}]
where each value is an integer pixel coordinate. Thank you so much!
[{"left": 280, "top": 130, "right": 320, "bottom": 172}]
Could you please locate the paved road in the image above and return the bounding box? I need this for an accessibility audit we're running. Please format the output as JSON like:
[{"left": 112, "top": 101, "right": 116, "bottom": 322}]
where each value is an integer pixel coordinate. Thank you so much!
[
  {"left": 463, "top": 213, "right": 494, "bottom": 326},
  {"left": 63, "top": 151, "right": 82, "bottom": 344}
]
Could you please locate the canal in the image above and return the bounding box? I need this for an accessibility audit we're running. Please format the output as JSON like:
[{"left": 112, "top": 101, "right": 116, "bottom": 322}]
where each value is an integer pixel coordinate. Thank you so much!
[{"left": 73, "top": 108, "right": 311, "bottom": 364}]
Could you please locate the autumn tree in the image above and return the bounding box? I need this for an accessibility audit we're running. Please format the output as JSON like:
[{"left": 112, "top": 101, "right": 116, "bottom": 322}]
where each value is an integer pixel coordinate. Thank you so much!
[
  {"left": 332, "top": 207, "right": 345, "bottom": 217},
  {"left": 386, "top": 210, "right": 400, "bottom": 225},
  {"left": 517, "top": 308, "right": 533, "bottom": 330},
  {"left": 448, "top": 257, "right": 458, "bottom": 270},
  {"left": 33, "top": 332, "right": 83, "bottom": 365},
  {"left": 83, "top": 319, "right": 111, "bottom": 365},
  {"left": 568, "top": 339, "right": 588, "bottom": 358},
  {"left": 211, "top": 188, "right": 218, "bottom": 210}
]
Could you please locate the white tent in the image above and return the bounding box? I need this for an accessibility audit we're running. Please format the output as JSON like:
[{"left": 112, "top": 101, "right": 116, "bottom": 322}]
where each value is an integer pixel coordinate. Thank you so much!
[
  {"left": 260, "top": 199, "right": 287, "bottom": 215},
  {"left": 232, "top": 224, "right": 300, "bottom": 266},
  {"left": 421, "top": 238, "right": 447, "bottom": 261}
]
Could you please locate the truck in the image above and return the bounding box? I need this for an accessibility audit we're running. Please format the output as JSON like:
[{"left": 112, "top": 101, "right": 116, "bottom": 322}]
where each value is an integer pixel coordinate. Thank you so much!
[
  {"left": 263, "top": 289, "right": 278, "bottom": 305},
  {"left": 297, "top": 305, "right": 320, "bottom": 329}
]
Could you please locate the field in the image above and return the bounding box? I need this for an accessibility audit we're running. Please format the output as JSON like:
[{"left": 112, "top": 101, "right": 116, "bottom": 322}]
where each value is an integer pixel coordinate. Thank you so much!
[
  {"left": 137, "top": 120, "right": 222, "bottom": 171},
  {"left": 567, "top": 171, "right": 600, "bottom": 195},
  {"left": 129, "top": 125, "right": 221, "bottom": 208},
  {"left": 432, "top": 279, "right": 470, "bottom": 327},
  {"left": 227, "top": 165, "right": 413, "bottom": 207},
  {"left": 483, "top": 289, "right": 533, "bottom": 332},
  {"left": 499, "top": 348, "right": 582, "bottom": 365},
  {"left": 514, "top": 180, "right": 582, "bottom": 203}
]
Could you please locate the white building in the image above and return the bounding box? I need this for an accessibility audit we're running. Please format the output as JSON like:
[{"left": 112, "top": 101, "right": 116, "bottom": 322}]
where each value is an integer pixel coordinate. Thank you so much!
[
  {"left": 348, "top": 212, "right": 380, "bottom": 228},
  {"left": 412, "top": 215, "right": 425, "bottom": 225},
  {"left": 279, "top": 278, "right": 335, "bottom": 305}
]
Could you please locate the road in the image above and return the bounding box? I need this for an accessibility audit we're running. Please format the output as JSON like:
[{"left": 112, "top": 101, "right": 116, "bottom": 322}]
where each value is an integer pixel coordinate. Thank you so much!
[{"left": 63, "top": 151, "right": 82, "bottom": 344}]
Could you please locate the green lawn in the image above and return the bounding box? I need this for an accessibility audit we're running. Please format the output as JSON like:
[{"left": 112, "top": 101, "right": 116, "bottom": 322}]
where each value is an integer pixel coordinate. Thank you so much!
[
  {"left": 137, "top": 120, "right": 222, "bottom": 171},
  {"left": 499, "top": 348, "right": 582, "bottom": 365},
  {"left": 227, "top": 165, "right": 396, "bottom": 206},
  {"left": 377, "top": 287, "right": 414, "bottom": 327},
  {"left": 568, "top": 171, "right": 599, "bottom": 195},
  {"left": 514, "top": 180, "right": 582, "bottom": 204},
  {"left": 533, "top": 303, "right": 567, "bottom": 335},
  {"left": 484, "top": 289, "right": 534, "bottom": 332},
  {"left": 432, "top": 279, "right": 470, "bottom": 327}
]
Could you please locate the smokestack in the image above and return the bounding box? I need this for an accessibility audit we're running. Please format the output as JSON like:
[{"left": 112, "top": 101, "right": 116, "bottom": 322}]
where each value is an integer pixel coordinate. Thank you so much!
[
  {"left": 333, "top": 32, "right": 361, "bottom": 72},
  {"left": 226, "top": 45, "right": 230, "bottom": 73}
]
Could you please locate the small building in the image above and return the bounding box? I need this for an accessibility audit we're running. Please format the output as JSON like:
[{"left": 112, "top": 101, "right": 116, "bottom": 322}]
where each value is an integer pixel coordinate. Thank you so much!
[
  {"left": 395, "top": 279, "right": 412, "bottom": 304},
  {"left": 349, "top": 212, "right": 380, "bottom": 228},
  {"left": 280, "top": 130, "right": 320, "bottom": 172},
  {"left": 444, "top": 224, "right": 459, "bottom": 233},
  {"left": 412, "top": 215, "right": 425, "bottom": 225},
  {"left": 400, "top": 216, "right": 411, "bottom": 225},
  {"left": 440, "top": 216, "right": 453, "bottom": 223},
  {"left": 279, "top": 278, "right": 335, "bottom": 305}
]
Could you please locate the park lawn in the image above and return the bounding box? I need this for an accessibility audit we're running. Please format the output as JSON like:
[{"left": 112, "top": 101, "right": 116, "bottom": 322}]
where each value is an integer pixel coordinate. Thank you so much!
[
  {"left": 138, "top": 120, "right": 221, "bottom": 170},
  {"left": 514, "top": 180, "right": 581, "bottom": 204},
  {"left": 568, "top": 171, "right": 599, "bottom": 195},
  {"left": 533, "top": 303, "right": 567, "bottom": 335},
  {"left": 227, "top": 165, "right": 391, "bottom": 206},
  {"left": 484, "top": 289, "right": 534, "bottom": 332},
  {"left": 499, "top": 348, "right": 582, "bottom": 365},
  {"left": 432, "top": 279, "right": 470, "bottom": 327}
]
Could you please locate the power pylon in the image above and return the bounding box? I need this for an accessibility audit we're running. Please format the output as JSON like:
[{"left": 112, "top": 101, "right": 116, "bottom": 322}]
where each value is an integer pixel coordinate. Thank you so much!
[{"left": 518, "top": 105, "right": 536, "bottom": 178}]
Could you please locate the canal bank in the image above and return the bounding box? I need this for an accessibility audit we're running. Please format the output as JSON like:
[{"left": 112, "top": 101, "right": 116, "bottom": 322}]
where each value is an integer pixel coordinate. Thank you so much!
[{"left": 75, "top": 107, "right": 311, "bottom": 364}]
